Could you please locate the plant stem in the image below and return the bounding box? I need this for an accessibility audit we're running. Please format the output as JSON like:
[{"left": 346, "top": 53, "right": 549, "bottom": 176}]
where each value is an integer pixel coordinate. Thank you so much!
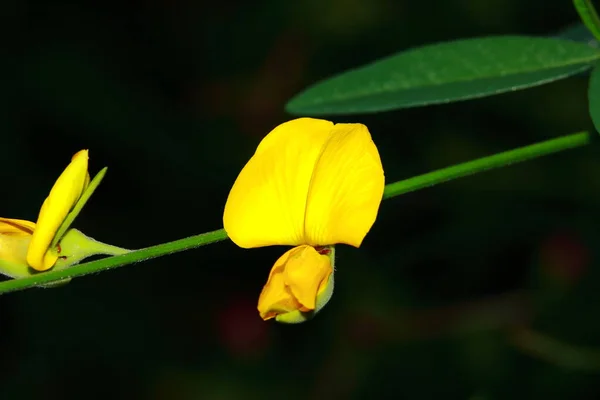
[
  {"left": 0, "top": 131, "right": 591, "bottom": 294},
  {"left": 573, "top": 0, "right": 600, "bottom": 42},
  {"left": 383, "top": 131, "right": 590, "bottom": 199},
  {"left": 0, "top": 228, "right": 228, "bottom": 294}
]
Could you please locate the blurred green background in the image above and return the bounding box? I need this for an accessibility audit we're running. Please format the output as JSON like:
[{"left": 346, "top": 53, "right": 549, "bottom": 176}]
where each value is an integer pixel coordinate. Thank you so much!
[{"left": 3, "top": 0, "right": 600, "bottom": 399}]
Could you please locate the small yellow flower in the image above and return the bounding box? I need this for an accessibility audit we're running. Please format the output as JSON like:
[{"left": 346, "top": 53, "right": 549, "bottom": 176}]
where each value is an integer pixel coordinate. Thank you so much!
[
  {"left": 0, "top": 150, "right": 127, "bottom": 279},
  {"left": 224, "top": 118, "right": 384, "bottom": 323}
]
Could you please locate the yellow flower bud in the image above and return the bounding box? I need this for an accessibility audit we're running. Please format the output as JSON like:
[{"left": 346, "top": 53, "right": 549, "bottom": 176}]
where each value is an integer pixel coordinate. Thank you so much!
[
  {"left": 0, "top": 150, "right": 129, "bottom": 281},
  {"left": 258, "top": 245, "right": 335, "bottom": 324}
]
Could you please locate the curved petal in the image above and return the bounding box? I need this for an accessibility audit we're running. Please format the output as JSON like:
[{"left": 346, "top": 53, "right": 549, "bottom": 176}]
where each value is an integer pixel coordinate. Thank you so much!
[
  {"left": 0, "top": 220, "right": 33, "bottom": 267},
  {"left": 304, "top": 123, "right": 384, "bottom": 247},
  {"left": 224, "top": 118, "right": 334, "bottom": 248},
  {"left": 27, "top": 150, "right": 89, "bottom": 271},
  {"left": 257, "top": 245, "right": 332, "bottom": 321},
  {"left": 275, "top": 270, "right": 334, "bottom": 324},
  {"left": 0, "top": 218, "right": 36, "bottom": 235},
  {"left": 283, "top": 245, "right": 331, "bottom": 310},
  {"left": 257, "top": 248, "right": 304, "bottom": 320},
  {"left": 0, "top": 219, "right": 35, "bottom": 277}
]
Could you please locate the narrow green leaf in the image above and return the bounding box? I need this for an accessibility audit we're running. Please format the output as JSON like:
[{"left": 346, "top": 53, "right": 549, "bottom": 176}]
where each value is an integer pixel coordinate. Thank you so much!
[
  {"left": 573, "top": 0, "right": 600, "bottom": 43},
  {"left": 286, "top": 36, "right": 600, "bottom": 115},
  {"left": 587, "top": 64, "right": 600, "bottom": 133}
]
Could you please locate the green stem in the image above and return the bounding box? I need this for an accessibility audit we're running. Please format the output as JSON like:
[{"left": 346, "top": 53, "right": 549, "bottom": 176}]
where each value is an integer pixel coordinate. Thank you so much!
[
  {"left": 573, "top": 0, "right": 600, "bottom": 42},
  {"left": 383, "top": 131, "right": 590, "bottom": 199},
  {"left": 0, "top": 131, "right": 591, "bottom": 294},
  {"left": 0, "top": 229, "right": 228, "bottom": 294}
]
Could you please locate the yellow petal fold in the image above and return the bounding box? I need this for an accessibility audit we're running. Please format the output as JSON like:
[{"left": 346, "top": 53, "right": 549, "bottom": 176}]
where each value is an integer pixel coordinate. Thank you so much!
[
  {"left": 258, "top": 245, "right": 332, "bottom": 322},
  {"left": 0, "top": 218, "right": 36, "bottom": 236},
  {"left": 27, "top": 149, "right": 89, "bottom": 271},
  {"left": 0, "top": 218, "right": 35, "bottom": 266},
  {"left": 224, "top": 118, "right": 334, "bottom": 248},
  {"left": 304, "top": 123, "right": 384, "bottom": 247}
]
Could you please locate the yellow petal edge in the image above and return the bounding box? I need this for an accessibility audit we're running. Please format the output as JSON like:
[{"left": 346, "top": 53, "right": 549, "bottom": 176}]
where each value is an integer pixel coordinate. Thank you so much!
[
  {"left": 304, "top": 122, "right": 384, "bottom": 247},
  {"left": 27, "top": 149, "right": 89, "bottom": 271}
]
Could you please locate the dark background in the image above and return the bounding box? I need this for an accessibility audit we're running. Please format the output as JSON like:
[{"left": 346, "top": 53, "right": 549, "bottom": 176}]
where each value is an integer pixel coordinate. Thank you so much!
[{"left": 2, "top": 0, "right": 600, "bottom": 399}]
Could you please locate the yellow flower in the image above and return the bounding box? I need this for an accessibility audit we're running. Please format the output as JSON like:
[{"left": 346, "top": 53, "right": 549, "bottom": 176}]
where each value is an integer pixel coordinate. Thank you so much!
[
  {"left": 224, "top": 118, "right": 384, "bottom": 323},
  {"left": 0, "top": 150, "right": 128, "bottom": 279}
]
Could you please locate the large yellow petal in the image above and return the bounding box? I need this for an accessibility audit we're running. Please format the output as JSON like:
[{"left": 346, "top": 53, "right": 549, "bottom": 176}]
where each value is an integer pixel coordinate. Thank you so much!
[
  {"left": 223, "top": 118, "right": 334, "bottom": 248},
  {"left": 304, "top": 123, "right": 384, "bottom": 247},
  {"left": 27, "top": 150, "right": 89, "bottom": 271}
]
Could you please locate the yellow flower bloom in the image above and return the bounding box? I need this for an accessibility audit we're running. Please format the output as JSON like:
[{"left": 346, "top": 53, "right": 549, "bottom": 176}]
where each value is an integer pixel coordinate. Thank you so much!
[
  {"left": 224, "top": 118, "right": 384, "bottom": 323},
  {"left": 0, "top": 150, "right": 128, "bottom": 279}
]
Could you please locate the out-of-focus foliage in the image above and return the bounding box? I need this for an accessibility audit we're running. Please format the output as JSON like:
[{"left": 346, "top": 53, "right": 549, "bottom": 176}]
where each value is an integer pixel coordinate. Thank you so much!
[
  {"left": 2, "top": 0, "right": 600, "bottom": 399},
  {"left": 588, "top": 66, "right": 600, "bottom": 133}
]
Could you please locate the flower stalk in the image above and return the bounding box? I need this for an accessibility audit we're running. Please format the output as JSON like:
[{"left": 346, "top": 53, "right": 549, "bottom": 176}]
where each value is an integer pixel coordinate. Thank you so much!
[{"left": 0, "top": 131, "right": 590, "bottom": 295}]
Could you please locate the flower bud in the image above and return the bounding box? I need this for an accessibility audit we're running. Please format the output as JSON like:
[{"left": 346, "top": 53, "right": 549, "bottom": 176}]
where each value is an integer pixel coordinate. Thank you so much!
[{"left": 258, "top": 245, "right": 335, "bottom": 324}]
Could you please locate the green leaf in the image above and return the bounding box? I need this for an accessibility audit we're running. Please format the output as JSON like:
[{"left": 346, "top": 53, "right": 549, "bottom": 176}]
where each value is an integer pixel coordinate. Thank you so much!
[
  {"left": 587, "top": 64, "right": 600, "bottom": 133},
  {"left": 286, "top": 36, "right": 600, "bottom": 115},
  {"left": 573, "top": 0, "right": 600, "bottom": 43}
]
